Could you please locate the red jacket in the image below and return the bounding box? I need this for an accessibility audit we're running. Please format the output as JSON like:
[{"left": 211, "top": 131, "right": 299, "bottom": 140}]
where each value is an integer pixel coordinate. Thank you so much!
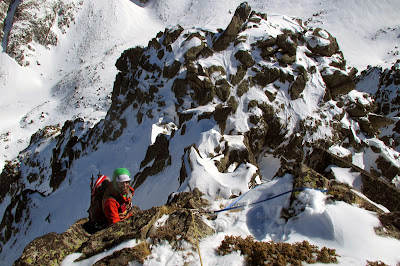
[{"left": 103, "top": 187, "right": 134, "bottom": 225}]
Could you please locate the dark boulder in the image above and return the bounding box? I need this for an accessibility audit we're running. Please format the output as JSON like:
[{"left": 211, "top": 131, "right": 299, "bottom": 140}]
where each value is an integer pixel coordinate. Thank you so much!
[
  {"left": 213, "top": 2, "right": 252, "bottom": 51},
  {"left": 234, "top": 50, "right": 255, "bottom": 69},
  {"left": 306, "top": 28, "right": 340, "bottom": 57},
  {"left": 322, "top": 70, "right": 356, "bottom": 96},
  {"left": 162, "top": 26, "right": 184, "bottom": 46}
]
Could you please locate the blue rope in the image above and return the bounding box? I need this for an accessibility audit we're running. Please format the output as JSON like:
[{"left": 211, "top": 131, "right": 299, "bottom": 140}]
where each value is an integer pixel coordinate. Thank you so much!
[
  {"left": 213, "top": 187, "right": 328, "bottom": 214},
  {"left": 224, "top": 184, "right": 262, "bottom": 210}
]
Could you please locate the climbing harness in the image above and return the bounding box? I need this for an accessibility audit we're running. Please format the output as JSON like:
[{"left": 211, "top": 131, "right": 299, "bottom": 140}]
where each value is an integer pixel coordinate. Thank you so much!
[{"left": 212, "top": 187, "right": 328, "bottom": 214}]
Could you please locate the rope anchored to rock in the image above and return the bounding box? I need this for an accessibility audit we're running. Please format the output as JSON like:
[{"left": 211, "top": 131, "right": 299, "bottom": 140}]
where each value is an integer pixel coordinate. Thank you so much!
[
  {"left": 186, "top": 187, "right": 328, "bottom": 266},
  {"left": 209, "top": 187, "right": 329, "bottom": 214}
]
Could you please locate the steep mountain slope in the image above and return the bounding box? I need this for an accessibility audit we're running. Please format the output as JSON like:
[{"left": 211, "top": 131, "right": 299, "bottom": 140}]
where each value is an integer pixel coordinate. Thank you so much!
[
  {"left": 1, "top": 2, "right": 400, "bottom": 265},
  {"left": 0, "top": 0, "right": 162, "bottom": 169},
  {"left": 1, "top": 0, "right": 400, "bottom": 172}
]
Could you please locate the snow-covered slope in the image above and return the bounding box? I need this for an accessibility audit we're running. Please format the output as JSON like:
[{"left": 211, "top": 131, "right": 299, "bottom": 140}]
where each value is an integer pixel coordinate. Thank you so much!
[
  {"left": 1, "top": 0, "right": 400, "bottom": 171},
  {"left": 0, "top": 0, "right": 163, "bottom": 169},
  {"left": 0, "top": 0, "right": 400, "bottom": 265}
]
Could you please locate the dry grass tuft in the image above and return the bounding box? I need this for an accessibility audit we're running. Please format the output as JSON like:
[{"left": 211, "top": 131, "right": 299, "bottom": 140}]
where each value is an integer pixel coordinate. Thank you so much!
[{"left": 217, "top": 235, "right": 338, "bottom": 265}]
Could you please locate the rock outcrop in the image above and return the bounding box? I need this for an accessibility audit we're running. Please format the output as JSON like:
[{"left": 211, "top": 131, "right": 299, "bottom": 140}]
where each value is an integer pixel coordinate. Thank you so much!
[
  {"left": 14, "top": 189, "right": 214, "bottom": 264},
  {"left": 5, "top": 0, "right": 83, "bottom": 65},
  {"left": 0, "top": 0, "right": 13, "bottom": 41},
  {"left": 1, "top": 1, "right": 400, "bottom": 264}
]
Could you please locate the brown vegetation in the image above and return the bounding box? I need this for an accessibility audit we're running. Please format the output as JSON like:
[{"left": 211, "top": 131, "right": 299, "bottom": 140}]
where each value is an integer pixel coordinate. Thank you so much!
[{"left": 217, "top": 235, "right": 338, "bottom": 265}]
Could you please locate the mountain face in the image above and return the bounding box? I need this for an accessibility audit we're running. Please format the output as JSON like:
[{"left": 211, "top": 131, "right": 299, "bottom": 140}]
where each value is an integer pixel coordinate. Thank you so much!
[
  {"left": 0, "top": 1, "right": 400, "bottom": 265},
  {"left": 2, "top": 0, "right": 83, "bottom": 66}
]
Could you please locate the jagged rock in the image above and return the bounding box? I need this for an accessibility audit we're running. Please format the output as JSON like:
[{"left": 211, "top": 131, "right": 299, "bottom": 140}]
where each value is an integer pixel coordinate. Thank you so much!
[
  {"left": 246, "top": 119, "right": 268, "bottom": 155},
  {"left": 306, "top": 28, "right": 340, "bottom": 57},
  {"left": 380, "top": 60, "right": 400, "bottom": 87},
  {"left": 346, "top": 102, "right": 369, "bottom": 117},
  {"left": 187, "top": 73, "right": 215, "bottom": 106},
  {"left": 0, "top": 0, "right": 13, "bottom": 41},
  {"left": 373, "top": 61, "right": 400, "bottom": 115},
  {"left": 305, "top": 148, "right": 400, "bottom": 212},
  {"left": 282, "top": 135, "right": 305, "bottom": 163},
  {"left": 148, "top": 37, "right": 162, "bottom": 50},
  {"left": 92, "top": 243, "right": 150, "bottom": 265},
  {"left": 290, "top": 164, "right": 329, "bottom": 200},
  {"left": 215, "top": 135, "right": 257, "bottom": 173},
  {"left": 368, "top": 113, "right": 395, "bottom": 128},
  {"left": 376, "top": 156, "right": 400, "bottom": 182},
  {"left": 184, "top": 43, "right": 205, "bottom": 62},
  {"left": 276, "top": 33, "right": 297, "bottom": 56},
  {"left": 76, "top": 190, "right": 213, "bottom": 260},
  {"left": 362, "top": 173, "right": 400, "bottom": 212},
  {"left": 167, "top": 188, "right": 209, "bottom": 210},
  {"left": 279, "top": 54, "right": 296, "bottom": 66},
  {"left": 230, "top": 67, "right": 247, "bottom": 86},
  {"left": 234, "top": 50, "right": 255, "bottom": 69},
  {"left": 139, "top": 54, "right": 161, "bottom": 73},
  {"left": 116, "top": 47, "right": 145, "bottom": 72},
  {"left": 6, "top": 0, "right": 83, "bottom": 65},
  {"left": 0, "top": 160, "right": 21, "bottom": 203},
  {"left": 227, "top": 97, "right": 238, "bottom": 116},
  {"left": 213, "top": 2, "right": 252, "bottom": 51},
  {"left": 376, "top": 212, "right": 400, "bottom": 240},
  {"left": 289, "top": 73, "right": 307, "bottom": 100},
  {"left": 214, "top": 79, "right": 231, "bottom": 102},
  {"left": 5, "top": 2, "right": 400, "bottom": 264},
  {"left": 50, "top": 120, "right": 82, "bottom": 190},
  {"left": 77, "top": 207, "right": 162, "bottom": 260},
  {"left": 214, "top": 105, "right": 234, "bottom": 133},
  {"left": 237, "top": 79, "right": 249, "bottom": 97},
  {"left": 184, "top": 32, "right": 206, "bottom": 42},
  {"left": 246, "top": 101, "right": 281, "bottom": 156},
  {"left": 151, "top": 208, "right": 214, "bottom": 247},
  {"left": 134, "top": 134, "right": 171, "bottom": 189},
  {"left": 172, "top": 79, "right": 188, "bottom": 104},
  {"left": 356, "top": 117, "right": 378, "bottom": 137},
  {"left": 254, "top": 36, "right": 278, "bottom": 59},
  {"left": 327, "top": 180, "right": 384, "bottom": 213},
  {"left": 254, "top": 67, "right": 281, "bottom": 87},
  {"left": 163, "top": 60, "right": 182, "bottom": 79},
  {"left": 206, "top": 65, "right": 226, "bottom": 76},
  {"left": 14, "top": 218, "right": 90, "bottom": 265},
  {"left": 198, "top": 45, "right": 214, "bottom": 59},
  {"left": 162, "top": 25, "right": 184, "bottom": 46},
  {"left": 0, "top": 189, "right": 38, "bottom": 249},
  {"left": 322, "top": 70, "right": 356, "bottom": 96}
]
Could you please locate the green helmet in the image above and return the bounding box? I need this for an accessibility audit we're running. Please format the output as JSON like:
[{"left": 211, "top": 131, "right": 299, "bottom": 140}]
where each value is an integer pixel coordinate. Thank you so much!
[{"left": 112, "top": 168, "right": 131, "bottom": 192}]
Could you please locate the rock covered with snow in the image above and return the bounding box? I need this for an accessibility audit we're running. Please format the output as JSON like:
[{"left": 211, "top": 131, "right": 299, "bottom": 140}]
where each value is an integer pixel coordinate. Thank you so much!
[
  {"left": 5, "top": 0, "right": 83, "bottom": 66},
  {"left": 1, "top": 1, "right": 400, "bottom": 265},
  {"left": 15, "top": 189, "right": 213, "bottom": 265},
  {"left": 0, "top": 0, "right": 13, "bottom": 41}
]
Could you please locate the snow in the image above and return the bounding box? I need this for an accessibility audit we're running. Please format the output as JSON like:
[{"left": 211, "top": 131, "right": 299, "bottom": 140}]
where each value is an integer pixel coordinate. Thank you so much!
[
  {"left": 329, "top": 166, "right": 363, "bottom": 191},
  {"left": 64, "top": 173, "right": 400, "bottom": 265},
  {"left": 61, "top": 239, "right": 140, "bottom": 266},
  {"left": 0, "top": 0, "right": 400, "bottom": 265}
]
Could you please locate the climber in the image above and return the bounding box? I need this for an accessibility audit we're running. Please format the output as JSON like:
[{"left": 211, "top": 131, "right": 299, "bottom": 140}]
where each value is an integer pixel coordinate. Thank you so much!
[{"left": 102, "top": 168, "right": 135, "bottom": 225}]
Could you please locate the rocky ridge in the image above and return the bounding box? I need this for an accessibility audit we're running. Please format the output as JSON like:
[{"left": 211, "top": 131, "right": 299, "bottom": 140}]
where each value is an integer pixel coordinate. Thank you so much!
[
  {"left": 0, "top": 2, "right": 399, "bottom": 264},
  {"left": 2, "top": 0, "right": 83, "bottom": 66}
]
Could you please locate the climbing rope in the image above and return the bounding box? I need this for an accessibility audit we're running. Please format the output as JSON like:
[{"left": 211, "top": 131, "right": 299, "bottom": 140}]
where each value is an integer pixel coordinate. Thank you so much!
[
  {"left": 179, "top": 187, "right": 328, "bottom": 266},
  {"left": 191, "top": 210, "right": 204, "bottom": 266},
  {"left": 212, "top": 187, "right": 328, "bottom": 214}
]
